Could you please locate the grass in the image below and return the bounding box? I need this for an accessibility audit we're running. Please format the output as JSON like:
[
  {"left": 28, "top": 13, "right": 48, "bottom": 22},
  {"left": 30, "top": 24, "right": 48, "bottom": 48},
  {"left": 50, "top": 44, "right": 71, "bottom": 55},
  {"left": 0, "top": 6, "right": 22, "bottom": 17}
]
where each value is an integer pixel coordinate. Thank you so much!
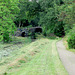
[
  {"left": 0, "top": 38, "right": 68, "bottom": 75},
  {"left": 0, "top": 39, "right": 68, "bottom": 75},
  {"left": 0, "top": 37, "right": 31, "bottom": 74},
  {"left": 63, "top": 36, "right": 75, "bottom": 53},
  {"left": 0, "top": 36, "right": 31, "bottom": 52}
]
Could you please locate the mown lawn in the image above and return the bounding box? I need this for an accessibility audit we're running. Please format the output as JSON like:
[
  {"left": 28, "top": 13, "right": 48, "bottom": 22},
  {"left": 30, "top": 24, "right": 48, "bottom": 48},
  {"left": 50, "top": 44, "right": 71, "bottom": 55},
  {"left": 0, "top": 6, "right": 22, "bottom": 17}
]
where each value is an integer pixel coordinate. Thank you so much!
[{"left": 0, "top": 38, "right": 68, "bottom": 75}]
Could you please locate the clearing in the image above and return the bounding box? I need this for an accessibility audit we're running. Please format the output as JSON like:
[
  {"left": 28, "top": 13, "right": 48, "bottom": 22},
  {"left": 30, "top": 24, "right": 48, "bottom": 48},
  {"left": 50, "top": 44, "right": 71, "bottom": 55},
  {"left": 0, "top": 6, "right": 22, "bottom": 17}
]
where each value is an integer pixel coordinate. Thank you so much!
[{"left": 0, "top": 38, "right": 68, "bottom": 75}]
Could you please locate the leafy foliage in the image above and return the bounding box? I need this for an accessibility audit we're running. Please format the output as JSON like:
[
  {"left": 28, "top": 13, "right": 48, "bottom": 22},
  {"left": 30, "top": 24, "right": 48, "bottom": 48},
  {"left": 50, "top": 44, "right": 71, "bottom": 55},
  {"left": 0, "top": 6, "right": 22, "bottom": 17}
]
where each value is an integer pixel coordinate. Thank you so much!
[
  {"left": 15, "top": 0, "right": 41, "bottom": 27},
  {"left": 57, "top": 1, "right": 75, "bottom": 33},
  {"left": 0, "top": 0, "right": 75, "bottom": 49},
  {"left": 0, "top": 0, "right": 19, "bottom": 42},
  {"left": 39, "top": 8, "right": 57, "bottom": 35},
  {"left": 67, "top": 26, "right": 75, "bottom": 49}
]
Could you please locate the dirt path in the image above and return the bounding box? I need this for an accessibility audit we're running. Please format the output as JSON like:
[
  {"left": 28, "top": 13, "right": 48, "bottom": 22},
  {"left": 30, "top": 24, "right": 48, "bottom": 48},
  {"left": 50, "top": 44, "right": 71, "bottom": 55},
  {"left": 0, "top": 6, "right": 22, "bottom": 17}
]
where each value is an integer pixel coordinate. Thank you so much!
[{"left": 56, "top": 40, "right": 75, "bottom": 75}]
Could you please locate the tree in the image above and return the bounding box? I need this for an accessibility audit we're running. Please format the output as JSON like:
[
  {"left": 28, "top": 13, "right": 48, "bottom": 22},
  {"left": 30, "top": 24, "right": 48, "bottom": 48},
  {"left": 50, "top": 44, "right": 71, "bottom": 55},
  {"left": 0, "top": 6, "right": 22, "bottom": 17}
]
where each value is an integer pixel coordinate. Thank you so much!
[
  {"left": 57, "top": 1, "right": 75, "bottom": 33},
  {"left": 0, "top": 0, "right": 19, "bottom": 42},
  {"left": 39, "top": 8, "right": 57, "bottom": 35},
  {"left": 15, "top": 0, "right": 41, "bottom": 27},
  {"left": 38, "top": 0, "right": 66, "bottom": 36}
]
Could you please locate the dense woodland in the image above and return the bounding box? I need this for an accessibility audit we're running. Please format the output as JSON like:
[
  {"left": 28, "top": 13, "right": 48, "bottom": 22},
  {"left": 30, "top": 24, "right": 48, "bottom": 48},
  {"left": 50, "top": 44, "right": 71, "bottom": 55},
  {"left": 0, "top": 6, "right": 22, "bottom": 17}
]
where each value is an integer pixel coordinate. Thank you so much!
[{"left": 0, "top": 0, "right": 75, "bottom": 49}]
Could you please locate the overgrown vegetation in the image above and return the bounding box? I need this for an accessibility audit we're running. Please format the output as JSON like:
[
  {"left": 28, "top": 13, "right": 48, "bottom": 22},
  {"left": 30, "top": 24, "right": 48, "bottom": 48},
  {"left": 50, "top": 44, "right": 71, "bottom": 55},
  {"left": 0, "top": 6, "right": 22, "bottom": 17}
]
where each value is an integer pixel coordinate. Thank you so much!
[
  {"left": 67, "top": 27, "right": 75, "bottom": 49},
  {"left": 0, "top": 0, "right": 19, "bottom": 42},
  {"left": 0, "top": 0, "right": 75, "bottom": 74},
  {"left": 0, "top": 0, "right": 75, "bottom": 49}
]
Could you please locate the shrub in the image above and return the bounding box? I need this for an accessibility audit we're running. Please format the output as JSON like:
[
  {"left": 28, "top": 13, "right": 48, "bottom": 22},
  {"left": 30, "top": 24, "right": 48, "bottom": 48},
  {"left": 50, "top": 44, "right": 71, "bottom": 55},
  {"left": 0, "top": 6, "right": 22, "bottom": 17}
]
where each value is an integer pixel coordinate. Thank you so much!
[
  {"left": 36, "top": 33, "right": 44, "bottom": 39},
  {"left": 54, "top": 24, "right": 65, "bottom": 37},
  {"left": 3, "top": 33, "right": 11, "bottom": 43},
  {"left": 30, "top": 32, "right": 36, "bottom": 39},
  {"left": 67, "top": 28, "right": 75, "bottom": 49}
]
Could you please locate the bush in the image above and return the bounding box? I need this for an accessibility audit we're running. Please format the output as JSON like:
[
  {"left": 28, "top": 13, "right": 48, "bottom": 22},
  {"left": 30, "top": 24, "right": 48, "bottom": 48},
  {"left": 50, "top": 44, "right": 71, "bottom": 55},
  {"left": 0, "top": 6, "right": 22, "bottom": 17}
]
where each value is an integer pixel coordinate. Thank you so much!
[
  {"left": 67, "top": 28, "right": 75, "bottom": 49},
  {"left": 3, "top": 33, "right": 12, "bottom": 43},
  {"left": 30, "top": 32, "right": 36, "bottom": 39},
  {"left": 54, "top": 24, "right": 65, "bottom": 37},
  {"left": 36, "top": 33, "right": 44, "bottom": 39}
]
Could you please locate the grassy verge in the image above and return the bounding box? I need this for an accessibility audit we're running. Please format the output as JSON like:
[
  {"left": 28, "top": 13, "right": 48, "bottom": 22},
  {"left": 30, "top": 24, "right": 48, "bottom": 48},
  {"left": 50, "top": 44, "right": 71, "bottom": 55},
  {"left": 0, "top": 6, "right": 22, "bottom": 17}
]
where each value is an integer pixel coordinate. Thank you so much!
[
  {"left": 0, "top": 38, "right": 68, "bottom": 75},
  {"left": 0, "top": 37, "right": 31, "bottom": 51},
  {"left": 0, "top": 37, "right": 32, "bottom": 74},
  {"left": 63, "top": 36, "right": 75, "bottom": 53}
]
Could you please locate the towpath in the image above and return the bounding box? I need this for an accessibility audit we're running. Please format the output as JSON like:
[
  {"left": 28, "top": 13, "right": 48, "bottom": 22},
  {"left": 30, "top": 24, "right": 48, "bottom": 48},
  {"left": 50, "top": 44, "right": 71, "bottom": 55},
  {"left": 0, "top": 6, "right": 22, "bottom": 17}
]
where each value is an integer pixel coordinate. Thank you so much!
[{"left": 56, "top": 40, "right": 75, "bottom": 75}]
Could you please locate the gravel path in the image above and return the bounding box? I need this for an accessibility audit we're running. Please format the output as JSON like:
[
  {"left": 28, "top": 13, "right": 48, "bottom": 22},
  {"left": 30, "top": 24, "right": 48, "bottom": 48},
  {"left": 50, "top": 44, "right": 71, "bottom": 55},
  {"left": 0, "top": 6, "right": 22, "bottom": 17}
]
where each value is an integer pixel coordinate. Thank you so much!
[{"left": 56, "top": 40, "right": 75, "bottom": 75}]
